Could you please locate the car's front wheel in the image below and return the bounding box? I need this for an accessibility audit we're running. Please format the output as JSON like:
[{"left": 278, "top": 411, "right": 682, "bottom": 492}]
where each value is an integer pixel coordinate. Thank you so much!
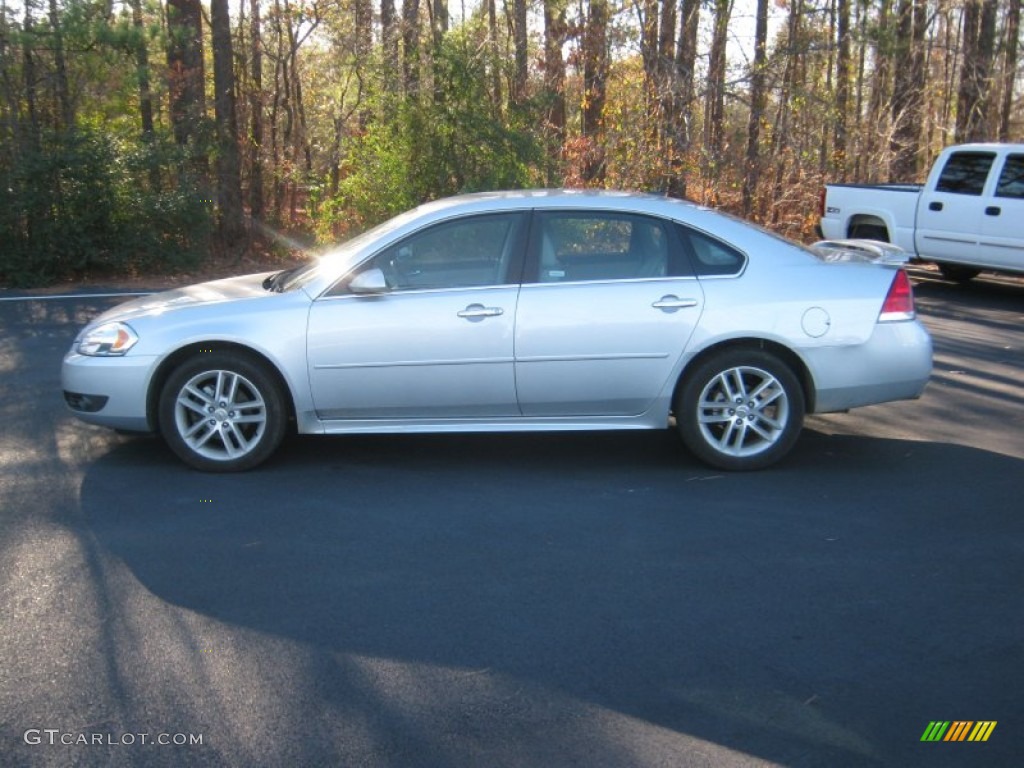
[
  {"left": 158, "top": 352, "right": 287, "bottom": 472},
  {"left": 676, "top": 348, "right": 805, "bottom": 471}
]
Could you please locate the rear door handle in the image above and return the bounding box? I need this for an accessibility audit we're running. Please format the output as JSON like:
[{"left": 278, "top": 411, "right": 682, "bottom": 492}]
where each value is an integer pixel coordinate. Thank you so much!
[
  {"left": 458, "top": 304, "right": 504, "bottom": 320},
  {"left": 985, "top": 206, "right": 1001, "bottom": 216},
  {"left": 928, "top": 201, "right": 944, "bottom": 212},
  {"left": 652, "top": 295, "right": 699, "bottom": 312}
]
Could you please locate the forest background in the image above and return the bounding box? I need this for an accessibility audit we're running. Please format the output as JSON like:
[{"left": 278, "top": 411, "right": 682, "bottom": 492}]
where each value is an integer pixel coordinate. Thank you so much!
[{"left": 0, "top": 0, "right": 1020, "bottom": 286}]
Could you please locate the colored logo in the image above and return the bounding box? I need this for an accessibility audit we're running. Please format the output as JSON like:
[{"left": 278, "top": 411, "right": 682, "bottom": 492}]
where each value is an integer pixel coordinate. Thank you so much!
[{"left": 921, "top": 721, "right": 997, "bottom": 742}]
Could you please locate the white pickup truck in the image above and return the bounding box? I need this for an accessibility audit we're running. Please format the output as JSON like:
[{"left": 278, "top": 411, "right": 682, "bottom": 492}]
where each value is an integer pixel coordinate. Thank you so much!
[{"left": 818, "top": 143, "right": 1024, "bottom": 281}]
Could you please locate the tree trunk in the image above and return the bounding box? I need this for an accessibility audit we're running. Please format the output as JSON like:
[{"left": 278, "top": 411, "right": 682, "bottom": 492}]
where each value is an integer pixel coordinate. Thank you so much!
[
  {"left": 431, "top": 0, "right": 448, "bottom": 103},
  {"left": 665, "top": 0, "right": 699, "bottom": 198},
  {"left": 640, "top": 0, "right": 658, "bottom": 105},
  {"left": 355, "top": 0, "right": 372, "bottom": 122},
  {"left": 381, "top": 0, "right": 399, "bottom": 83},
  {"left": 582, "top": 0, "right": 609, "bottom": 184},
  {"left": 403, "top": 0, "right": 421, "bottom": 94},
  {"left": 833, "top": 0, "right": 850, "bottom": 180},
  {"left": 488, "top": 0, "right": 502, "bottom": 111},
  {"left": 957, "top": 0, "right": 998, "bottom": 142},
  {"left": 657, "top": 0, "right": 677, "bottom": 135},
  {"left": 852, "top": 0, "right": 867, "bottom": 180},
  {"left": 999, "top": 0, "right": 1021, "bottom": 141},
  {"left": 742, "top": 0, "right": 768, "bottom": 216},
  {"left": 771, "top": 0, "right": 802, "bottom": 223},
  {"left": 250, "top": 0, "right": 264, "bottom": 219},
  {"left": 704, "top": 0, "right": 732, "bottom": 171},
  {"left": 21, "top": 3, "right": 40, "bottom": 150},
  {"left": 129, "top": 0, "right": 155, "bottom": 142},
  {"left": 166, "top": 0, "right": 205, "bottom": 153},
  {"left": 891, "top": 0, "right": 925, "bottom": 179},
  {"left": 47, "top": 0, "right": 73, "bottom": 130},
  {"left": 543, "top": 0, "right": 567, "bottom": 182},
  {"left": 212, "top": 0, "right": 244, "bottom": 243},
  {"left": 513, "top": 0, "right": 528, "bottom": 106},
  {"left": 864, "top": 0, "right": 890, "bottom": 179}
]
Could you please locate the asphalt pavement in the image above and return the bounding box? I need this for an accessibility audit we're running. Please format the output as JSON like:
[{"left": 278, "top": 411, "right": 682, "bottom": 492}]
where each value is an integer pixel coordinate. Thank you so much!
[{"left": 1, "top": 268, "right": 1022, "bottom": 767}]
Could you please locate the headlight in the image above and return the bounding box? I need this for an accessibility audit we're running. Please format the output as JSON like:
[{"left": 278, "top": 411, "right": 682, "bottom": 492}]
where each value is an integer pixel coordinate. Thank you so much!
[{"left": 77, "top": 322, "right": 139, "bottom": 356}]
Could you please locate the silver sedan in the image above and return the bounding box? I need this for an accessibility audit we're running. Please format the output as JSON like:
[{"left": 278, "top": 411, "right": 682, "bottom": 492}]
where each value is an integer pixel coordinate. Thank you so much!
[{"left": 62, "top": 191, "right": 932, "bottom": 471}]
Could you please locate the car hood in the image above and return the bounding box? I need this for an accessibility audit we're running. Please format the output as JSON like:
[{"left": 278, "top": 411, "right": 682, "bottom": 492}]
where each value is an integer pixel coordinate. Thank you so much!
[{"left": 90, "top": 272, "right": 276, "bottom": 325}]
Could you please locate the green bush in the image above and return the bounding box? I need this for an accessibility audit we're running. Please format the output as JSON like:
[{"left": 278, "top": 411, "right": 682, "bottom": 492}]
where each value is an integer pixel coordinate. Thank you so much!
[{"left": 0, "top": 127, "right": 212, "bottom": 287}]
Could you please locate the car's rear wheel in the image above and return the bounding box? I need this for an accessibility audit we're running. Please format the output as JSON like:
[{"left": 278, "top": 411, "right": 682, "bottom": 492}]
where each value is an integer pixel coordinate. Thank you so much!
[
  {"left": 158, "top": 352, "right": 286, "bottom": 472},
  {"left": 676, "top": 348, "right": 805, "bottom": 471}
]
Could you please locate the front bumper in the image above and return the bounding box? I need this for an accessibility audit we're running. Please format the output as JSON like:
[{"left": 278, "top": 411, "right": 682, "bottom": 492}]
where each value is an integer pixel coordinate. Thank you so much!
[{"left": 61, "top": 350, "right": 159, "bottom": 432}]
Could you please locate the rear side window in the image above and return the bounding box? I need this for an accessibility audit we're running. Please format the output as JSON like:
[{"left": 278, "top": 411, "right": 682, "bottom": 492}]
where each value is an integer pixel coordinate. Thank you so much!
[
  {"left": 533, "top": 212, "right": 691, "bottom": 282},
  {"left": 935, "top": 152, "right": 996, "bottom": 195},
  {"left": 995, "top": 155, "right": 1024, "bottom": 199},
  {"left": 676, "top": 225, "right": 746, "bottom": 276}
]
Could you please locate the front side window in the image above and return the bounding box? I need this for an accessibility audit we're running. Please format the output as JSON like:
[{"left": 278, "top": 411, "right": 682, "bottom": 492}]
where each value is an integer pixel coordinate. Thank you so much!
[
  {"left": 363, "top": 213, "right": 524, "bottom": 291},
  {"left": 995, "top": 154, "right": 1024, "bottom": 199},
  {"left": 533, "top": 212, "right": 688, "bottom": 282},
  {"left": 935, "top": 152, "right": 996, "bottom": 196}
]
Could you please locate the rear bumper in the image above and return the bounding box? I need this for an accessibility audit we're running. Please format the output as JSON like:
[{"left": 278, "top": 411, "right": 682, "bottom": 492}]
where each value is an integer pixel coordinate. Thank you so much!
[{"left": 807, "top": 320, "right": 932, "bottom": 413}]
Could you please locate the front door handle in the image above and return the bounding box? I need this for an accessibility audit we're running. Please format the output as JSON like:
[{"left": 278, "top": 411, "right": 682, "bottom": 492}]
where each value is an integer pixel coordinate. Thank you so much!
[
  {"left": 458, "top": 304, "right": 504, "bottom": 321},
  {"left": 985, "top": 206, "right": 1002, "bottom": 216},
  {"left": 928, "top": 201, "right": 944, "bottom": 212},
  {"left": 652, "top": 295, "right": 699, "bottom": 312}
]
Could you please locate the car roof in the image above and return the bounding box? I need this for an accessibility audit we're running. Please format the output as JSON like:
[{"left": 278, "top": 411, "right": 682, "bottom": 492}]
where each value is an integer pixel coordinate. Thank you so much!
[{"left": 413, "top": 189, "right": 705, "bottom": 216}]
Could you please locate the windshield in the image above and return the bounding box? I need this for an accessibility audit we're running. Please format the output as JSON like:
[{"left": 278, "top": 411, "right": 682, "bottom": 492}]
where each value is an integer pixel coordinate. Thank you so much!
[{"left": 277, "top": 208, "right": 428, "bottom": 293}]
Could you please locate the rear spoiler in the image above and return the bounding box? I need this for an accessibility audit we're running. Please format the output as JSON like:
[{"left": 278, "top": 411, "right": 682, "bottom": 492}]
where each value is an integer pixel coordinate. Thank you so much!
[{"left": 810, "top": 239, "right": 910, "bottom": 267}]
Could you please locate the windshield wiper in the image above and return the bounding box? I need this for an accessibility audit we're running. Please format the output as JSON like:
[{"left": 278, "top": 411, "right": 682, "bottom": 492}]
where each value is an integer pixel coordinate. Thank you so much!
[{"left": 262, "top": 269, "right": 293, "bottom": 292}]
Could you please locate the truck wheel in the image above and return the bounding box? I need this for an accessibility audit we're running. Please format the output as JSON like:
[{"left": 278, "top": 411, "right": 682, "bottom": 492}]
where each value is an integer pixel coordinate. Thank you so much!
[
  {"left": 937, "top": 264, "right": 981, "bottom": 282},
  {"left": 848, "top": 223, "right": 888, "bottom": 242}
]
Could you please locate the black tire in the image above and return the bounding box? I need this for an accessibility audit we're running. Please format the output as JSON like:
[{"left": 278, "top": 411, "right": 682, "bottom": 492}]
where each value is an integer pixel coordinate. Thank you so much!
[
  {"left": 937, "top": 263, "right": 981, "bottom": 282},
  {"left": 848, "top": 223, "right": 889, "bottom": 242},
  {"left": 158, "top": 352, "right": 287, "bottom": 472},
  {"left": 675, "top": 348, "right": 806, "bottom": 471}
]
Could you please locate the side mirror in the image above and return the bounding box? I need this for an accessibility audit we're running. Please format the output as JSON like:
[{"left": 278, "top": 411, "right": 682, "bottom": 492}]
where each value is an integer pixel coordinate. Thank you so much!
[{"left": 349, "top": 268, "right": 389, "bottom": 294}]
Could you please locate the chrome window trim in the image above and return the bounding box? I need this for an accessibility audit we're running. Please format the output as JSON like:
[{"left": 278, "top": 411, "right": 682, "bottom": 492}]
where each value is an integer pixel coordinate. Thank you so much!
[
  {"left": 519, "top": 274, "right": 700, "bottom": 290},
  {"left": 313, "top": 283, "right": 517, "bottom": 302}
]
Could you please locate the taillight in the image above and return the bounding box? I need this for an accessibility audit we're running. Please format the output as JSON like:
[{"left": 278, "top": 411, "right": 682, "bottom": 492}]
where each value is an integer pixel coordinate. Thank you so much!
[
  {"left": 879, "top": 269, "right": 915, "bottom": 322},
  {"left": 818, "top": 187, "right": 827, "bottom": 217}
]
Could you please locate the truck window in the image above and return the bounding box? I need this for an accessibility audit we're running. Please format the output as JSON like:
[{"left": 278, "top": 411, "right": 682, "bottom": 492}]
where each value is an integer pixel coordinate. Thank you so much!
[
  {"left": 995, "top": 155, "right": 1024, "bottom": 199},
  {"left": 935, "top": 152, "right": 995, "bottom": 195}
]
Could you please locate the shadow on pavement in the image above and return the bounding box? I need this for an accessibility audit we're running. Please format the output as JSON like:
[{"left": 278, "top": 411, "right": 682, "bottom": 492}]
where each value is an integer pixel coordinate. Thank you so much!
[{"left": 78, "top": 430, "right": 1024, "bottom": 767}]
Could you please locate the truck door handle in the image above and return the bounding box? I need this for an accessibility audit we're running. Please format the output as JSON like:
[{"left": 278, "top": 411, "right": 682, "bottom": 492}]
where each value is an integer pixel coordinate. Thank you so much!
[
  {"left": 928, "top": 201, "right": 943, "bottom": 212},
  {"left": 457, "top": 304, "right": 503, "bottom": 321},
  {"left": 985, "top": 206, "right": 1001, "bottom": 216}
]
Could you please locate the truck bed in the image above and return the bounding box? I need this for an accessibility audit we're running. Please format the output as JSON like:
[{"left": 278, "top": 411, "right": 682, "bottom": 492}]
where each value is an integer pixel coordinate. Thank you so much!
[{"left": 825, "top": 183, "right": 923, "bottom": 193}]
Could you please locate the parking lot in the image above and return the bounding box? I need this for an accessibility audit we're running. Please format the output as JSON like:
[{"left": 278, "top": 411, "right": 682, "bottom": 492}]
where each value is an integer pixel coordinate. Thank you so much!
[{"left": 1, "top": 267, "right": 1022, "bottom": 767}]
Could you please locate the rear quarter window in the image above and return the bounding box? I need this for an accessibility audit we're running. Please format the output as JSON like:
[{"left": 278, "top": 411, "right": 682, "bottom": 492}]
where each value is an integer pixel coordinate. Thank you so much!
[{"left": 676, "top": 225, "right": 746, "bottom": 276}]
